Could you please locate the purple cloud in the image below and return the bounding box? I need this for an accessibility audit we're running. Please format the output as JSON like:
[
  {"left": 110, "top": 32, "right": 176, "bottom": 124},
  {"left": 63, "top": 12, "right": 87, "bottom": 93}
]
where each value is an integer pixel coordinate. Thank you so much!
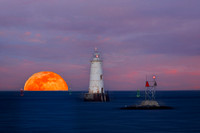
[{"left": 0, "top": 0, "right": 200, "bottom": 90}]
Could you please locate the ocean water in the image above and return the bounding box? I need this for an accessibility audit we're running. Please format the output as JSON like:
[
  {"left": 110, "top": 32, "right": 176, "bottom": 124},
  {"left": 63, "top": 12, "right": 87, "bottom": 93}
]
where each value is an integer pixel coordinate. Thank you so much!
[{"left": 0, "top": 91, "right": 200, "bottom": 133}]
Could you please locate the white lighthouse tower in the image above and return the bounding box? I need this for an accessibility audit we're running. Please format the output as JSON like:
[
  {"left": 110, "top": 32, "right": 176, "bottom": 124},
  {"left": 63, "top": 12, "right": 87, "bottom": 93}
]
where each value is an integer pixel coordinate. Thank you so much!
[
  {"left": 89, "top": 48, "right": 104, "bottom": 94},
  {"left": 84, "top": 48, "right": 109, "bottom": 102}
]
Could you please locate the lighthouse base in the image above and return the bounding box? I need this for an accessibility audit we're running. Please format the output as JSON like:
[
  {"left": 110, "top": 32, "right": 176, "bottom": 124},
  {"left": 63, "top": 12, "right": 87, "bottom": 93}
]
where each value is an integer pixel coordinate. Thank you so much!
[{"left": 84, "top": 93, "right": 109, "bottom": 102}]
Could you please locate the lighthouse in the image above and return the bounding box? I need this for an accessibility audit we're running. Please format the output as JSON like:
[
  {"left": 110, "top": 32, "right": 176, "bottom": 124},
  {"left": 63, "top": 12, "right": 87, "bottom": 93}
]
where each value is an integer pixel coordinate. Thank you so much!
[
  {"left": 84, "top": 48, "right": 109, "bottom": 102},
  {"left": 89, "top": 48, "right": 104, "bottom": 94}
]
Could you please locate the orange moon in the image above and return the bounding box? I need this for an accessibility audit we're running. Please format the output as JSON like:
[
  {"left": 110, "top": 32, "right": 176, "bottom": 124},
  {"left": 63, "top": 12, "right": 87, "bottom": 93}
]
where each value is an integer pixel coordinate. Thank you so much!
[{"left": 24, "top": 71, "right": 68, "bottom": 91}]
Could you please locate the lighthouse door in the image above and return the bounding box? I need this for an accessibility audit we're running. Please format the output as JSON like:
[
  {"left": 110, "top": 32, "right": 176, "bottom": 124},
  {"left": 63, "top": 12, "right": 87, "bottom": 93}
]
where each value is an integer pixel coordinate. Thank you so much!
[
  {"left": 100, "top": 75, "right": 103, "bottom": 80},
  {"left": 101, "top": 88, "right": 104, "bottom": 93}
]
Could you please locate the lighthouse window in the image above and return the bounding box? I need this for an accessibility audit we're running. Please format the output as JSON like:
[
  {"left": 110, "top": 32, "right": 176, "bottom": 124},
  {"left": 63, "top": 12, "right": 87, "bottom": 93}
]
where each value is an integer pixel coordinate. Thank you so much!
[{"left": 100, "top": 75, "right": 103, "bottom": 80}]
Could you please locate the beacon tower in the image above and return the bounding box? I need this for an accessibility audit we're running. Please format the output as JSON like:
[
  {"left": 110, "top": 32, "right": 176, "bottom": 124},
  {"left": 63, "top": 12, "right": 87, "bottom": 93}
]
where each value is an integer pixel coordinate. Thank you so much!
[
  {"left": 84, "top": 48, "right": 109, "bottom": 102},
  {"left": 121, "top": 75, "right": 172, "bottom": 109},
  {"left": 141, "top": 75, "right": 159, "bottom": 106}
]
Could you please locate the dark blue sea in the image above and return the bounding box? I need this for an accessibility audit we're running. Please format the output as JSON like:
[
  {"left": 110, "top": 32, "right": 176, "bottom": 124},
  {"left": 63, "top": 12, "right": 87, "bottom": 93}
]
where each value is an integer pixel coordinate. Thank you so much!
[{"left": 0, "top": 91, "right": 200, "bottom": 133}]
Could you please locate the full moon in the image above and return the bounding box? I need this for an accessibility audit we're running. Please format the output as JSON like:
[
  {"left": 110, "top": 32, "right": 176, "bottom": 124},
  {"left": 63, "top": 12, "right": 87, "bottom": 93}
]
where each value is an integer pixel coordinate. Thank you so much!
[{"left": 24, "top": 71, "right": 68, "bottom": 91}]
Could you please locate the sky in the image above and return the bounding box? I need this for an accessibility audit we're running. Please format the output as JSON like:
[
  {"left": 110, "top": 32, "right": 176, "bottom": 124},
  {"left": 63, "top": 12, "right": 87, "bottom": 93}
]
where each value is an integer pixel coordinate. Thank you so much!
[{"left": 0, "top": 0, "right": 200, "bottom": 91}]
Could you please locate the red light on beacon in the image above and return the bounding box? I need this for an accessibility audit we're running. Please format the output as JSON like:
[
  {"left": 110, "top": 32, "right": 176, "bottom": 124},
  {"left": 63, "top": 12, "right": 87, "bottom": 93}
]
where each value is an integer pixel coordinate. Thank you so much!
[
  {"left": 96, "top": 55, "right": 99, "bottom": 58},
  {"left": 153, "top": 75, "right": 156, "bottom": 79}
]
